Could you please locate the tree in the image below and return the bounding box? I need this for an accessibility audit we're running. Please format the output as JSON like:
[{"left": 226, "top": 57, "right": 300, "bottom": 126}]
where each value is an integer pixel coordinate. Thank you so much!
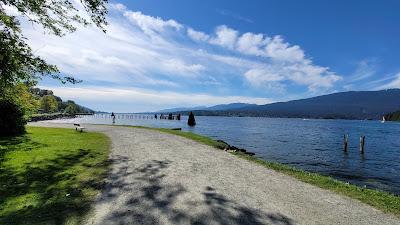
[
  {"left": 30, "top": 88, "right": 54, "bottom": 97},
  {"left": 0, "top": 0, "right": 108, "bottom": 95},
  {"left": 14, "top": 83, "right": 40, "bottom": 117},
  {"left": 41, "top": 95, "right": 58, "bottom": 113},
  {"left": 64, "top": 103, "right": 78, "bottom": 115},
  {"left": 0, "top": 0, "right": 108, "bottom": 135}
]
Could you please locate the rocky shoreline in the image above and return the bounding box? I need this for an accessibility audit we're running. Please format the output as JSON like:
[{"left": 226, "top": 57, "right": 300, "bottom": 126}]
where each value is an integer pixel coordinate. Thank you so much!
[
  {"left": 29, "top": 113, "right": 75, "bottom": 122},
  {"left": 216, "top": 140, "right": 256, "bottom": 156}
]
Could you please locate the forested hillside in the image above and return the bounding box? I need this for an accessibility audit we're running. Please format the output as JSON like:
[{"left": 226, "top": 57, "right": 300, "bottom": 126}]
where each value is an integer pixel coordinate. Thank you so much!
[{"left": 30, "top": 87, "right": 94, "bottom": 115}]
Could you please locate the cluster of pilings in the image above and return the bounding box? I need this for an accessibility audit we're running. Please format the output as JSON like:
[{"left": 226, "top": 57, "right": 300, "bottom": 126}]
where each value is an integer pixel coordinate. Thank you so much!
[
  {"left": 343, "top": 134, "right": 366, "bottom": 154},
  {"left": 157, "top": 113, "right": 181, "bottom": 120}
]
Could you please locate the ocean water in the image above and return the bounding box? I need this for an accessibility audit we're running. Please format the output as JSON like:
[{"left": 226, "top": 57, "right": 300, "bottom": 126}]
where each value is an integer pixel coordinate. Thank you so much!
[{"left": 49, "top": 114, "right": 400, "bottom": 195}]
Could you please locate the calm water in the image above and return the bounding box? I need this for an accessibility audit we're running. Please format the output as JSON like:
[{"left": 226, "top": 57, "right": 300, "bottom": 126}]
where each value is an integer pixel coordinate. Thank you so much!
[{"left": 50, "top": 115, "right": 400, "bottom": 195}]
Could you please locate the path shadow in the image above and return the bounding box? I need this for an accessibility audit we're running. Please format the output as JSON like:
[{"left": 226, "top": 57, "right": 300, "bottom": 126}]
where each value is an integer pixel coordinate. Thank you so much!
[
  {"left": 98, "top": 159, "right": 295, "bottom": 225},
  {"left": 194, "top": 187, "right": 294, "bottom": 225}
]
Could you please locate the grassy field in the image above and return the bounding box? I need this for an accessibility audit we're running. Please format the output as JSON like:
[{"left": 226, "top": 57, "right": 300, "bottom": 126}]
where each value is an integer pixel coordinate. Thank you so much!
[
  {"left": 0, "top": 127, "right": 110, "bottom": 225},
  {"left": 128, "top": 126, "right": 400, "bottom": 217}
]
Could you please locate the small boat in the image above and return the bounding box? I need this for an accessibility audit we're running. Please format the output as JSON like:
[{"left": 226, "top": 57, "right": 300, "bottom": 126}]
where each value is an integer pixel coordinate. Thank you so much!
[{"left": 381, "top": 116, "right": 386, "bottom": 123}]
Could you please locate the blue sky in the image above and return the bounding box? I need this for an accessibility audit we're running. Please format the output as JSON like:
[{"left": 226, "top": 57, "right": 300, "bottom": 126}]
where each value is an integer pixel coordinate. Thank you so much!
[{"left": 13, "top": 0, "right": 400, "bottom": 112}]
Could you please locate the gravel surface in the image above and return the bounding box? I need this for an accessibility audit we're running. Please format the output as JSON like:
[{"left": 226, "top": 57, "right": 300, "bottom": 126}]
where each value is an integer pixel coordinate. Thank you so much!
[{"left": 30, "top": 122, "right": 400, "bottom": 225}]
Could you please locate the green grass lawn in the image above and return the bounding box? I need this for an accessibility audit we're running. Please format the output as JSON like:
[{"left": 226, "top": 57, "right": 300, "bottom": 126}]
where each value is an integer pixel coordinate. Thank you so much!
[
  {"left": 127, "top": 125, "right": 400, "bottom": 217},
  {"left": 0, "top": 127, "right": 110, "bottom": 225}
]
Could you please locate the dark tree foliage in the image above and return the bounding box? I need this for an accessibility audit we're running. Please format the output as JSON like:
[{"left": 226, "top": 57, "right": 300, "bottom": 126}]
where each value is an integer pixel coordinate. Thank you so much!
[
  {"left": 188, "top": 111, "right": 196, "bottom": 126},
  {"left": 30, "top": 87, "right": 53, "bottom": 97},
  {"left": 0, "top": 0, "right": 107, "bottom": 135},
  {"left": 385, "top": 111, "right": 400, "bottom": 121},
  {"left": 0, "top": 19, "right": 58, "bottom": 93},
  {"left": 0, "top": 99, "right": 26, "bottom": 136}
]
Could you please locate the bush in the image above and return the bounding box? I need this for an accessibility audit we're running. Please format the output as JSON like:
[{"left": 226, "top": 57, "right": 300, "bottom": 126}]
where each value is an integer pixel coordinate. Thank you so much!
[{"left": 0, "top": 100, "right": 26, "bottom": 136}]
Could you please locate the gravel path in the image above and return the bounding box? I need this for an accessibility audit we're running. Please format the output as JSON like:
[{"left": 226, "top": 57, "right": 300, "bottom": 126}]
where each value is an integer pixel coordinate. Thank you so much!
[{"left": 31, "top": 122, "right": 400, "bottom": 225}]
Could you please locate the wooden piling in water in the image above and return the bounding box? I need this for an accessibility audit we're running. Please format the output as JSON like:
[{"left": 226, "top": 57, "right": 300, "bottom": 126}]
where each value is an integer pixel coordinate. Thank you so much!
[
  {"left": 343, "top": 134, "right": 348, "bottom": 152},
  {"left": 360, "top": 136, "right": 365, "bottom": 154}
]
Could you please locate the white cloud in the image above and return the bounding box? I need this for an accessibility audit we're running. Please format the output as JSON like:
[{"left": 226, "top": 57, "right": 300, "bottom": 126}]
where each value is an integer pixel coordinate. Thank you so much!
[
  {"left": 109, "top": 3, "right": 126, "bottom": 11},
  {"left": 243, "top": 63, "right": 341, "bottom": 92},
  {"left": 377, "top": 73, "right": 400, "bottom": 90},
  {"left": 192, "top": 25, "right": 340, "bottom": 90},
  {"left": 161, "top": 59, "right": 205, "bottom": 76},
  {"left": 187, "top": 28, "right": 210, "bottom": 42},
  {"left": 123, "top": 11, "right": 182, "bottom": 36},
  {"left": 205, "top": 27, "right": 305, "bottom": 63},
  {"left": 21, "top": 10, "right": 202, "bottom": 87},
  {"left": 265, "top": 36, "right": 305, "bottom": 62},
  {"left": 244, "top": 68, "right": 286, "bottom": 92},
  {"left": 209, "top": 25, "right": 239, "bottom": 49},
  {"left": 244, "top": 68, "right": 284, "bottom": 85},
  {"left": 348, "top": 59, "right": 377, "bottom": 82},
  {"left": 237, "top": 32, "right": 269, "bottom": 56},
  {"left": 286, "top": 63, "right": 341, "bottom": 89}
]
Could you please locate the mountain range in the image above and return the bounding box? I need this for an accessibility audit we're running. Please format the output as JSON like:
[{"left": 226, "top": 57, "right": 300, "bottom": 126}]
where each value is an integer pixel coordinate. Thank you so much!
[{"left": 161, "top": 89, "right": 400, "bottom": 120}]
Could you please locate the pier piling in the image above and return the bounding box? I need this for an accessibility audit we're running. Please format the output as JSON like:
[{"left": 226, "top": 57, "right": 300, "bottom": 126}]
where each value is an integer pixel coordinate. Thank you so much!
[
  {"left": 343, "top": 134, "right": 349, "bottom": 152},
  {"left": 360, "top": 136, "right": 365, "bottom": 154}
]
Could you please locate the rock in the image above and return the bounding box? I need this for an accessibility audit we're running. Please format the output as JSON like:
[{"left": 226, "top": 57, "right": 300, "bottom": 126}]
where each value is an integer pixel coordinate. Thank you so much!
[
  {"left": 216, "top": 140, "right": 229, "bottom": 145},
  {"left": 217, "top": 139, "right": 256, "bottom": 156}
]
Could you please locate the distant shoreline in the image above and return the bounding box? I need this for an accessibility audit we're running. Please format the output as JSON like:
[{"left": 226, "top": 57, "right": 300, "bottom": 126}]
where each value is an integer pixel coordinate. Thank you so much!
[{"left": 82, "top": 113, "right": 392, "bottom": 122}]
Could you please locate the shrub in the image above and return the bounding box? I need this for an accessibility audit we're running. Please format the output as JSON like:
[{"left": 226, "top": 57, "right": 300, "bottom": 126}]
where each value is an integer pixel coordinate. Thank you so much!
[{"left": 0, "top": 99, "right": 26, "bottom": 136}]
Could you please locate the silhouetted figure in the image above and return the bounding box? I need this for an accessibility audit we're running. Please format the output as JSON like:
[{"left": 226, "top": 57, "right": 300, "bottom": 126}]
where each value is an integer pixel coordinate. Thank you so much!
[
  {"left": 111, "top": 112, "right": 116, "bottom": 124},
  {"left": 168, "top": 113, "right": 173, "bottom": 120},
  {"left": 188, "top": 111, "right": 196, "bottom": 126},
  {"left": 154, "top": 114, "right": 158, "bottom": 119},
  {"left": 177, "top": 114, "right": 181, "bottom": 120}
]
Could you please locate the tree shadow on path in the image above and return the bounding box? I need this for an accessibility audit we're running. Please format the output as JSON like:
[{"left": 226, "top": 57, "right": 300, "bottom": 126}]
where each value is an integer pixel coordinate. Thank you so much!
[{"left": 99, "top": 158, "right": 295, "bottom": 225}]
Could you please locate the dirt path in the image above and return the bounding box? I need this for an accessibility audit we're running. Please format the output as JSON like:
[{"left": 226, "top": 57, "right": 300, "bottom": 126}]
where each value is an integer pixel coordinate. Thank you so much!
[{"left": 31, "top": 122, "right": 399, "bottom": 225}]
